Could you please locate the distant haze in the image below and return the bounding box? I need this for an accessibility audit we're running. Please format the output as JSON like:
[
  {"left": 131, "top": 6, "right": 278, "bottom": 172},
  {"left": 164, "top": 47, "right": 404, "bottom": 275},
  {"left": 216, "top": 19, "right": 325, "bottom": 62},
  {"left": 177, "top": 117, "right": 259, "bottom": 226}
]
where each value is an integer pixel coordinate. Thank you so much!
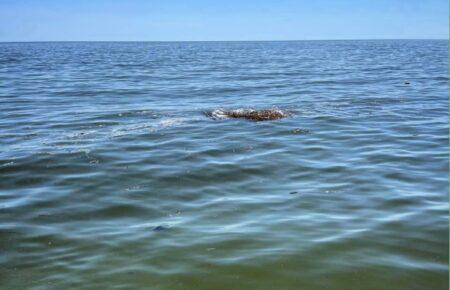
[{"left": 0, "top": 0, "right": 448, "bottom": 41}]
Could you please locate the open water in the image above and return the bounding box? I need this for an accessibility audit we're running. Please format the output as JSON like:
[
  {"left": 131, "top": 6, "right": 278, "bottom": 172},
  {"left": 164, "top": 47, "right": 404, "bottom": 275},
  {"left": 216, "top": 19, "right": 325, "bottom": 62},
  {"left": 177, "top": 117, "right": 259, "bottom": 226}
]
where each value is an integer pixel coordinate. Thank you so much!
[{"left": 0, "top": 40, "right": 448, "bottom": 289}]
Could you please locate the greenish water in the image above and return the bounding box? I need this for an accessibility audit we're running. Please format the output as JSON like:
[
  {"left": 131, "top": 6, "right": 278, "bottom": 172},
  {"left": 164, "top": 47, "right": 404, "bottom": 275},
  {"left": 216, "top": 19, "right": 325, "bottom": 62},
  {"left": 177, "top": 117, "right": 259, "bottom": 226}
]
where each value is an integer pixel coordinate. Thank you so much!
[{"left": 0, "top": 40, "right": 448, "bottom": 289}]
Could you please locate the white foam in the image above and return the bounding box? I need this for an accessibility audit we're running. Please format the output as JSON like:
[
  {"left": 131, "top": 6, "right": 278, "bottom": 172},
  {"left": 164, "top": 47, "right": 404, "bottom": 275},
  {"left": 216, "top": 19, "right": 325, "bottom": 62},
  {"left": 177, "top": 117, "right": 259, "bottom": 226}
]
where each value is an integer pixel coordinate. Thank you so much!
[{"left": 158, "top": 117, "right": 185, "bottom": 128}]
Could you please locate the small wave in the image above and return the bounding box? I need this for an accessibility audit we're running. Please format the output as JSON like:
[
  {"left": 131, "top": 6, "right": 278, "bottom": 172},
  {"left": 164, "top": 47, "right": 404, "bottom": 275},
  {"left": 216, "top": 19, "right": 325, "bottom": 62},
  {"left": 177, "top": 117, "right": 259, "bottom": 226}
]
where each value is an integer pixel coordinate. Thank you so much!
[{"left": 206, "top": 108, "right": 290, "bottom": 121}]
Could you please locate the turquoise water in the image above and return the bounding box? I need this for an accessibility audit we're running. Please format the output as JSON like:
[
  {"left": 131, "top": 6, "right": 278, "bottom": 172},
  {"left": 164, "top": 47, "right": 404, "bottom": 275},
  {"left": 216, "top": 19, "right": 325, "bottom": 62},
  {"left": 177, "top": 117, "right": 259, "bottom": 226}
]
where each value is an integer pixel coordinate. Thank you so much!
[{"left": 0, "top": 40, "right": 448, "bottom": 289}]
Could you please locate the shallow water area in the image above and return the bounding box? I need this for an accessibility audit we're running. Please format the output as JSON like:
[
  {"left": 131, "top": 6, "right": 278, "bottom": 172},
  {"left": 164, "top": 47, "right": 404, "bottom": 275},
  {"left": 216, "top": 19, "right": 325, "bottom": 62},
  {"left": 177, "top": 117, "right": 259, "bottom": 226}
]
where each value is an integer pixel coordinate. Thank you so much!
[{"left": 0, "top": 40, "right": 448, "bottom": 290}]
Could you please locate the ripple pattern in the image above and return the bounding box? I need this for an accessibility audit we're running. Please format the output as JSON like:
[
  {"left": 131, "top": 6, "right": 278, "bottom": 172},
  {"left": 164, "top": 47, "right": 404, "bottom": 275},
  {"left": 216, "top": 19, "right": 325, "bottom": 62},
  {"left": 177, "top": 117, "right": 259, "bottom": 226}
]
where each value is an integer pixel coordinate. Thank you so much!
[{"left": 0, "top": 40, "right": 448, "bottom": 290}]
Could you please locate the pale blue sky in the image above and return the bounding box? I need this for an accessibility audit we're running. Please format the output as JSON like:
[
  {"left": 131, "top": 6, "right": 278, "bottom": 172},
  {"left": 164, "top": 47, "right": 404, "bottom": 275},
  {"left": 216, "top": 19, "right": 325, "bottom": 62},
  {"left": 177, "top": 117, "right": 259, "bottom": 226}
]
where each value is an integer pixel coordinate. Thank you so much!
[{"left": 0, "top": 0, "right": 448, "bottom": 41}]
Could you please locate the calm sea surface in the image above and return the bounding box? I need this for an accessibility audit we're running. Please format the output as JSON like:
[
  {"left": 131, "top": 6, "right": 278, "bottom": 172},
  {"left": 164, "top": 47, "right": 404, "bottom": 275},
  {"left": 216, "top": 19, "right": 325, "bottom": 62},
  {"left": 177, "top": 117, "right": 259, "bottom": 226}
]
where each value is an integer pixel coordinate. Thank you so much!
[{"left": 0, "top": 40, "right": 448, "bottom": 290}]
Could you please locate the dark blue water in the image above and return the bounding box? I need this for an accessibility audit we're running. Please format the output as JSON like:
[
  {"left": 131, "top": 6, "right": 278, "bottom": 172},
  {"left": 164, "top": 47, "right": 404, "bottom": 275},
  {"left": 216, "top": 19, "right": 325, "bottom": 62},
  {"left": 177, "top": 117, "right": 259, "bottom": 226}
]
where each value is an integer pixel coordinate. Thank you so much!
[{"left": 0, "top": 40, "right": 448, "bottom": 290}]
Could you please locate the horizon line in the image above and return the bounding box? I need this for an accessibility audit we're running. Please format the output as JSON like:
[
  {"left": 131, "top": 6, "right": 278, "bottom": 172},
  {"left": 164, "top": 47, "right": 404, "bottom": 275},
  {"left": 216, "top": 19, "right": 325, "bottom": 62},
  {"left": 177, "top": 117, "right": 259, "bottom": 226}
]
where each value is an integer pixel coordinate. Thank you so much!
[{"left": 0, "top": 38, "right": 447, "bottom": 43}]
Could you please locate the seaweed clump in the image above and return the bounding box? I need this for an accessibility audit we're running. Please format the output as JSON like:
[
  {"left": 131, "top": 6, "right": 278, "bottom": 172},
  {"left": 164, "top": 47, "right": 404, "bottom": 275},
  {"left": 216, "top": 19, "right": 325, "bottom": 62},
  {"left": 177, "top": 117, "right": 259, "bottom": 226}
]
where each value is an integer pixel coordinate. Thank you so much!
[{"left": 207, "top": 109, "right": 288, "bottom": 121}]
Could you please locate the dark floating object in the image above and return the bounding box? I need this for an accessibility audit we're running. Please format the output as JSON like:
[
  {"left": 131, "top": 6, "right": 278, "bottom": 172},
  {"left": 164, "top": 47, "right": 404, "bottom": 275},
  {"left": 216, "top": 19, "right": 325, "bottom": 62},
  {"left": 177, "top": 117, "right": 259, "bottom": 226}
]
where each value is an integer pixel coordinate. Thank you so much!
[
  {"left": 206, "top": 109, "right": 289, "bottom": 121},
  {"left": 153, "top": 225, "right": 167, "bottom": 232},
  {"left": 404, "top": 81, "right": 410, "bottom": 84},
  {"left": 289, "top": 191, "right": 299, "bottom": 195}
]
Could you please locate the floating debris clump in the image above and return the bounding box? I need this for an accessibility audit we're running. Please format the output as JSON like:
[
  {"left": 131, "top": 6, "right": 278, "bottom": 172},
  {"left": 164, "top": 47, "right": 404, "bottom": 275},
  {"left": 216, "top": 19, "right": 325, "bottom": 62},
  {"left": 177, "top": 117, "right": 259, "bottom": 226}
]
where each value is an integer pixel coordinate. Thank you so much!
[{"left": 206, "top": 108, "right": 289, "bottom": 121}]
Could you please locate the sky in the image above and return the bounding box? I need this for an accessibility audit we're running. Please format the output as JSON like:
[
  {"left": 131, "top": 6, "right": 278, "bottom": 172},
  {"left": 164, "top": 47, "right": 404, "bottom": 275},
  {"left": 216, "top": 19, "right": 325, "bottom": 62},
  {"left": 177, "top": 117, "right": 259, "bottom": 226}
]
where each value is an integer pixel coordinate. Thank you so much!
[{"left": 0, "top": 0, "right": 448, "bottom": 41}]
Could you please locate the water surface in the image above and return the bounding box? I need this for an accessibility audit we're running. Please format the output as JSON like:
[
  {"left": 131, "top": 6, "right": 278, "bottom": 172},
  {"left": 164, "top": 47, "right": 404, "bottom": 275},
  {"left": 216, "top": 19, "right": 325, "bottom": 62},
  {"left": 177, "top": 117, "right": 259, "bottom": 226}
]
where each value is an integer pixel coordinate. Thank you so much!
[{"left": 0, "top": 40, "right": 448, "bottom": 290}]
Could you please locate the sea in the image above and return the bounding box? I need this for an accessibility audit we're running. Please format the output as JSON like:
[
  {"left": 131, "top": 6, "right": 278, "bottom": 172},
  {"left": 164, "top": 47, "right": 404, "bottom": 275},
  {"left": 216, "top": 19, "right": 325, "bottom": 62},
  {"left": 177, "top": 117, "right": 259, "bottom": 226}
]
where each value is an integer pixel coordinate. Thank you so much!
[{"left": 0, "top": 40, "right": 448, "bottom": 290}]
